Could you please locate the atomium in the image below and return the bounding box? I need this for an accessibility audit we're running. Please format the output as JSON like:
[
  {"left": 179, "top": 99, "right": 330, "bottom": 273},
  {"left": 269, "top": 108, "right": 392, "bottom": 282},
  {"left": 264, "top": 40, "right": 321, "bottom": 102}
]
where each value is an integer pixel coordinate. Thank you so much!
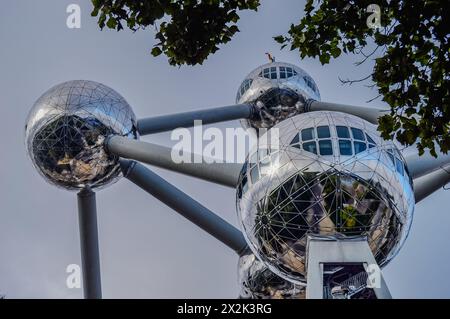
[
  {"left": 236, "top": 62, "right": 321, "bottom": 130},
  {"left": 236, "top": 111, "right": 415, "bottom": 284},
  {"left": 25, "top": 80, "right": 138, "bottom": 190},
  {"left": 22, "top": 61, "right": 450, "bottom": 299}
]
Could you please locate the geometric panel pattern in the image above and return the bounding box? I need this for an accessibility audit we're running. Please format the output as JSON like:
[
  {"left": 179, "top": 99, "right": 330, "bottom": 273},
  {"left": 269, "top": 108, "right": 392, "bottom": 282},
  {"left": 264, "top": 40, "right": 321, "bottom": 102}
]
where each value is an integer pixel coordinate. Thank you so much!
[
  {"left": 237, "top": 111, "right": 415, "bottom": 284},
  {"left": 235, "top": 61, "right": 321, "bottom": 130},
  {"left": 25, "top": 80, "right": 138, "bottom": 190}
]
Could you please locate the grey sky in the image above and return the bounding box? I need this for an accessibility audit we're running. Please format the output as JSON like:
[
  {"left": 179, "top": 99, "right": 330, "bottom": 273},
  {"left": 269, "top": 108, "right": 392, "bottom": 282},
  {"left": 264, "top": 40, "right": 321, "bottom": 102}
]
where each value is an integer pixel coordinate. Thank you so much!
[{"left": 0, "top": 0, "right": 449, "bottom": 298}]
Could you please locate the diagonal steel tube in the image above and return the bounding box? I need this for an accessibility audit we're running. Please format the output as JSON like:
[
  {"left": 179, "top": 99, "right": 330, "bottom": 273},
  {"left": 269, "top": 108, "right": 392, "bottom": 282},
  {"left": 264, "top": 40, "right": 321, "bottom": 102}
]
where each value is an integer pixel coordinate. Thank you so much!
[
  {"left": 77, "top": 187, "right": 102, "bottom": 299},
  {"left": 137, "top": 104, "right": 253, "bottom": 135},
  {"left": 305, "top": 99, "right": 388, "bottom": 124},
  {"left": 413, "top": 164, "right": 450, "bottom": 203},
  {"left": 107, "top": 136, "right": 242, "bottom": 187},
  {"left": 121, "top": 160, "right": 249, "bottom": 255},
  {"left": 404, "top": 149, "right": 450, "bottom": 179}
]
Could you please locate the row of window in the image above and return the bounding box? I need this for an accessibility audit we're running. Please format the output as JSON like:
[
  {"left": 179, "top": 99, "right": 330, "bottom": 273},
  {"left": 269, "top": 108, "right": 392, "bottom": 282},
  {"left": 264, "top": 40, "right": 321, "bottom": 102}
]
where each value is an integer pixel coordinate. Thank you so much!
[
  {"left": 259, "top": 66, "right": 298, "bottom": 80},
  {"left": 290, "top": 125, "right": 376, "bottom": 156},
  {"left": 289, "top": 126, "right": 408, "bottom": 177},
  {"left": 238, "top": 137, "right": 408, "bottom": 199},
  {"left": 236, "top": 78, "right": 253, "bottom": 101},
  {"left": 237, "top": 66, "right": 319, "bottom": 100},
  {"left": 280, "top": 66, "right": 296, "bottom": 79},
  {"left": 386, "top": 148, "right": 407, "bottom": 177},
  {"left": 303, "top": 75, "right": 318, "bottom": 93},
  {"left": 238, "top": 147, "right": 280, "bottom": 196},
  {"left": 259, "top": 67, "right": 318, "bottom": 94},
  {"left": 294, "top": 126, "right": 376, "bottom": 145}
]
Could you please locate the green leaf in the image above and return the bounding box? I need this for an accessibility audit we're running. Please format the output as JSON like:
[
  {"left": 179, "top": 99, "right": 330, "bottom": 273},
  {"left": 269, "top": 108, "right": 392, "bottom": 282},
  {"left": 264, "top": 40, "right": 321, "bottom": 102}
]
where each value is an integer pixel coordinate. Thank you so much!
[{"left": 151, "top": 47, "right": 163, "bottom": 57}]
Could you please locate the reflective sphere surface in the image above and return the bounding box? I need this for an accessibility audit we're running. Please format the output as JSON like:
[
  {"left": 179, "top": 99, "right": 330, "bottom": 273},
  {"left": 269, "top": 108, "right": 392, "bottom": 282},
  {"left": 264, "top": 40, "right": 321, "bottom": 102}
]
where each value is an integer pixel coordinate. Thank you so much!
[
  {"left": 25, "top": 80, "right": 138, "bottom": 190},
  {"left": 236, "top": 62, "right": 321, "bottom": 129},
  {"left": 238, "top": 253, "right": 305, "bottom": 299},
  {"left": 236, "top": 111, "right": 414, "bottom": 283}
]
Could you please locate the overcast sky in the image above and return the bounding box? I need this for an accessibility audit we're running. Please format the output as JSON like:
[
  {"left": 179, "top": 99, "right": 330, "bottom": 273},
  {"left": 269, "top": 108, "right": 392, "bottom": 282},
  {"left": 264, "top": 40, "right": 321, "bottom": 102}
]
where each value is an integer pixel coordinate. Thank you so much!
[{"left": 1, "top": 0, "right": 449, "bottom": 298}]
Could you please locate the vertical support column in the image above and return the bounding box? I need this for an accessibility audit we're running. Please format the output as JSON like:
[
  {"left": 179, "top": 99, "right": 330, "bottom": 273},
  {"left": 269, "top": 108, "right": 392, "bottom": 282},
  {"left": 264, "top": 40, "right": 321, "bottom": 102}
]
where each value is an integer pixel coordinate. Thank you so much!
[
  {"left": 305, "top": 236, "right": 391, "bottom": 299},
  {"left": 77, "top": 187, "right": 102, "bottom": 299}
]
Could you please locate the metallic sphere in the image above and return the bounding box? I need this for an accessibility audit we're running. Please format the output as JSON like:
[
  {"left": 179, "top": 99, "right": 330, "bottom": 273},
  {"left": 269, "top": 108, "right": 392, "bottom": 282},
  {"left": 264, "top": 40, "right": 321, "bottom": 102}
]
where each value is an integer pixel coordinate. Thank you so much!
[
  {"left": 236, "top": 62, "right": 321, "bottom": 130},
  {"left": 238, "top": 253, "right": 305, "bottom": 299},
  {"left": 25, "top": 80, "right": 138, "bottom": 190},
  {"left": 236, "top": 111, "right": 414, "bottom": 284}
]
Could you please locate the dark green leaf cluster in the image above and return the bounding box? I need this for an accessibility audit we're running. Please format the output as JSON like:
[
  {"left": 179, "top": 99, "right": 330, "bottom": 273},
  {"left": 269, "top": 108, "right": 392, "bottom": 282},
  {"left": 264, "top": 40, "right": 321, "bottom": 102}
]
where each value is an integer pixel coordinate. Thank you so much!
[
  {"left": 91, "top": 0, "right": 260, "bottom": 66},
  {"left": 275, "top": 1, "right": 449, "bottom": 156},
  {"left": 91, "top": 0, "right": 449, "bottom": 156}
]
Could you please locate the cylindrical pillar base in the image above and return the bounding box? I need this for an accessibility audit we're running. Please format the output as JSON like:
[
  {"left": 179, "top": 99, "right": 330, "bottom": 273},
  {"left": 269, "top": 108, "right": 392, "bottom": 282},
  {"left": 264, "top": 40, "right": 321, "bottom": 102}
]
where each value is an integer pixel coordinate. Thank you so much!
[{"left": 77, "top": 187, "right": 102, "bottom": 299}]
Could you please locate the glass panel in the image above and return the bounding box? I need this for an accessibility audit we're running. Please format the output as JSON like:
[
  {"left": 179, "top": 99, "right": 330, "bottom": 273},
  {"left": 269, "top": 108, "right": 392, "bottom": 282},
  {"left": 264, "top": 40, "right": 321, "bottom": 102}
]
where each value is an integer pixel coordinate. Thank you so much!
[
  {"left": 336, "top": 126, "right": 350, "bottom": 138},
  {"left": 317, "top": 126, "right": 330, "bottom": 138},
  {"left": 387, "top": 152, "right": 395, "bottom": 166},
  {"left": 303, "top": 141, "right": 317, "bottom": 154},
  {"left": 366, "top": 133, "right": 376, "bottom": 144},
  {"left": 250, "top": 166, "right": 259, "bottom": 183},
  {"left": 259, "top": 155, "right": 272, "bottom": 176},
  {"left": 301, "top": 128, "right": 315, "bottom": 141},
  {"left": 395, "top": 158, "right": 404, "bottom": 175},
  {"left": 260, "top": 155, "right": 271, "bottom": 166},
  {"left": 354, "top": 141, "right": 367, "bottom": 154},
  {"left": 404, "top": 163, "right": 411, "bottom": 177},
  {"left": 351, "top": 128, "right": 365, "bottom": 141},
  {"left": 271, "top": 151, "right": 279, "bottom": 164},
  {"left": 339, "top": 140, "right": 353, "bottom": 155},
  {"left": 242, "top": 176, "right": 248, "bottom": 193},
  {"left": 249, "top": 151, "right": 258, "bottom": 164},
  {"left": 290, "top": 133, "right": 300, "bottom": 145},
  {"left": 319, "top": 140, "right": 333, "bottom": 155},
  {"left": 237, "top": 184, "right": 242, "bottom": 199},
  {"left": 244, "top": 79, "right": 252, "bottom": 91},
  {"left": 258, "top": 148, "right": 268, "bottom": 161}
]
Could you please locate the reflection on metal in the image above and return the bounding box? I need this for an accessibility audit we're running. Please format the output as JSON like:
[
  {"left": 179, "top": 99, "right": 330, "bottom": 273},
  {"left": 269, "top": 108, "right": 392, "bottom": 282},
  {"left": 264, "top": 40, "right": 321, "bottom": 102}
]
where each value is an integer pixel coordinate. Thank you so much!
[
  {"left": 237, "top": 111, "right": 414, "bottom": 284},
  {"left": 23, "top": 62, "right": 450, "bottom": 299},
  {"left": 236, "top": 62, "right": 320, "bottom": 129},
  {"left": 25, "top": 80, "right": 138, "bottom": 190},
  {"left": 238, "top": 252, "right": 305, "bottom": 299}
]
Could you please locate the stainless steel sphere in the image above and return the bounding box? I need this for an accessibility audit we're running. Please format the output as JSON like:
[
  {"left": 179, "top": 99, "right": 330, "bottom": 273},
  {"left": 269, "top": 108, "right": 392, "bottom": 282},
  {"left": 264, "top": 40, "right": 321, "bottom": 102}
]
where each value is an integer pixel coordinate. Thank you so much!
[
  {"left": 25, "top": 80, "right": 138, "bottom": 190},
  {"left": 236, "top": 62, "right": 321, "bottom": 130},
  {"left": 238, "top": 253, "right": 305, "bottom": 299},
  {"left": 236, "top": 111, "right": 414, "bottom": 284}
]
